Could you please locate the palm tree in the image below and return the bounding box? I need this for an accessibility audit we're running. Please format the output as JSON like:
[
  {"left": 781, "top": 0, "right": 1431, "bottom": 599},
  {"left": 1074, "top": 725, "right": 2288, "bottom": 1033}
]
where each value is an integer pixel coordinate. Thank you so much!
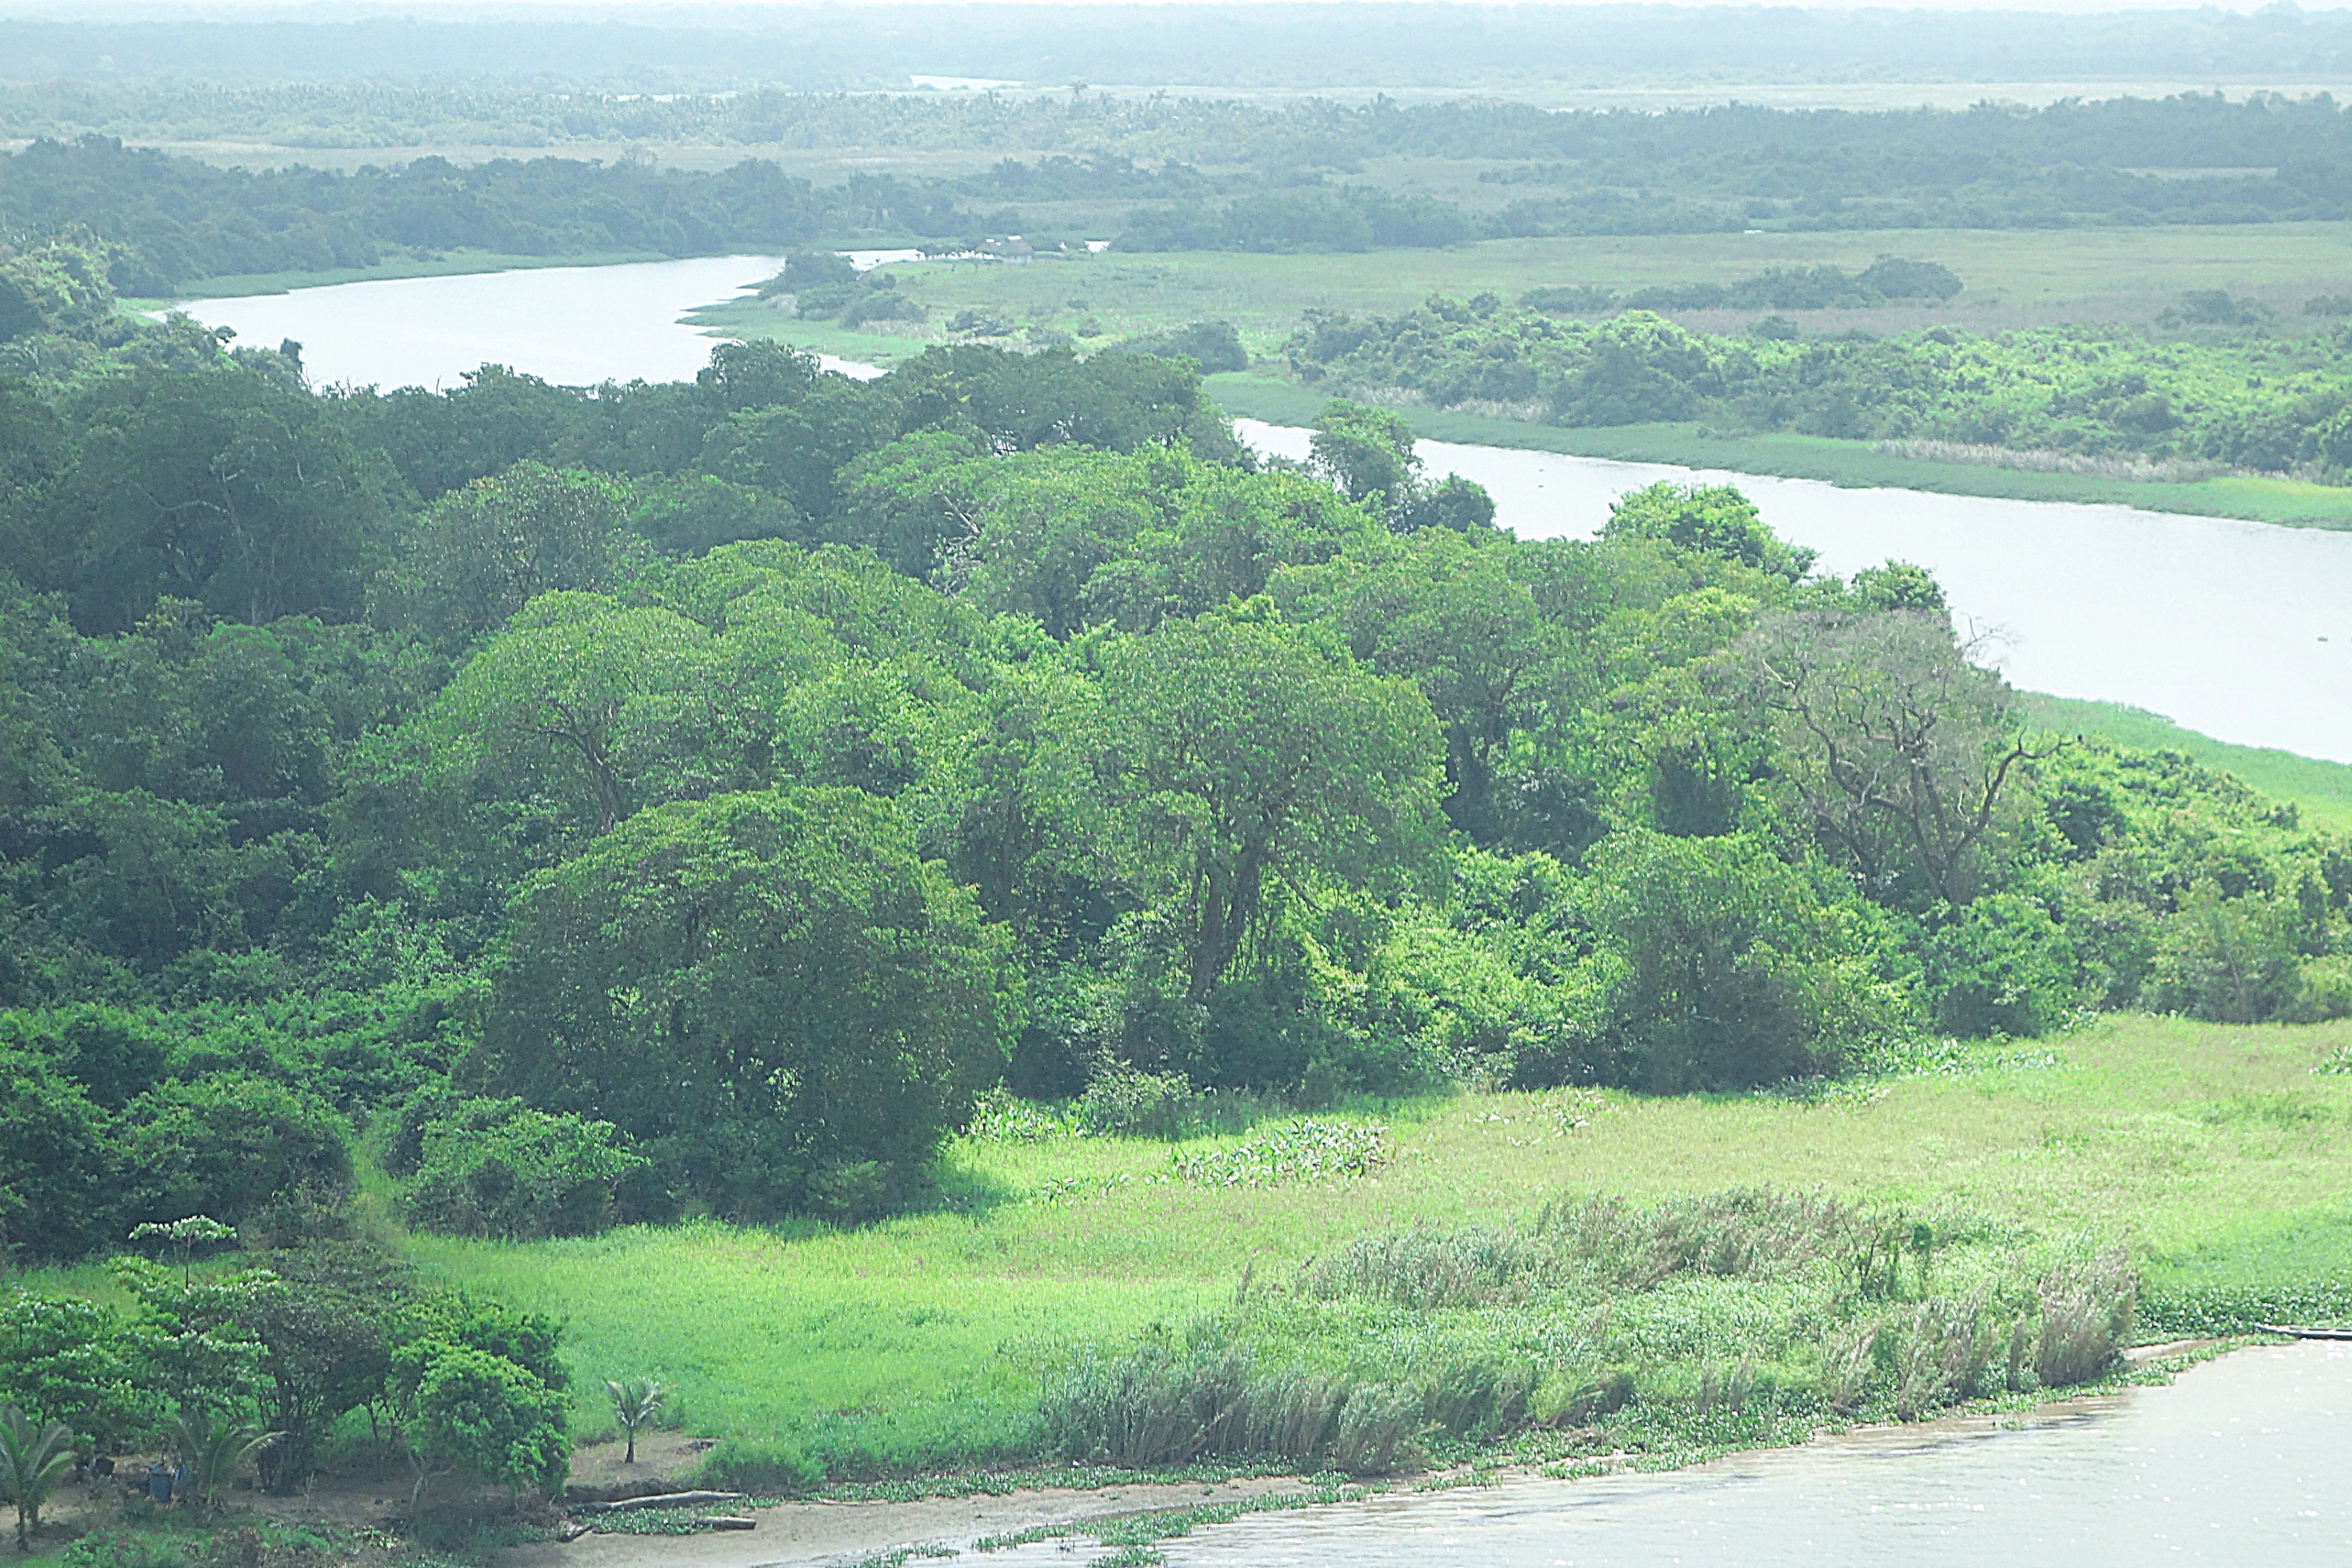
[
  {"left": 170, "top": 1411, "right": 281, "bottom": 1518},
  {"left": 0, "top": 1406, "right": 75, "bottom": 1552},
  {"left": 604, "top": 1380, "right": 664, "bottom": 1464}
]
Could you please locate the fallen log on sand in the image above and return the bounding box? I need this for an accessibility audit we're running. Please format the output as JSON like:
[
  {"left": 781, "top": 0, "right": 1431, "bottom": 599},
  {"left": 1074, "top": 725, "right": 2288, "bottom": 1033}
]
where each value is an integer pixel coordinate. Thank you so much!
[
  {"left": 2257, "top": 1323, "right": 2352, "bottom": 1341},
  {"left": 570, "top": 1490, "right": 748, "bottom": 1515}
]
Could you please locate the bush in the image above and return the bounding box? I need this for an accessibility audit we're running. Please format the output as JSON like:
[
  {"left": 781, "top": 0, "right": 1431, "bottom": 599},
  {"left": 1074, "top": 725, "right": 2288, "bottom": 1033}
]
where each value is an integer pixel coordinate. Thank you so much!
[
  {"left": 1923, "top": 894, "right": 2085, "bottom": 1037},
  {"left": 409, "top": 1344, "right": 570, "bottom": 1497},
  {"left": 2145, "top": 883, "right": 2302, "bottom": 1023},
  {"left": 0, "top": 1051, "right": 116, "bottom": 1262},
  {"left": 1570, "top": 832, "right": 1910, "bottom": 1091},
  {"left": 1074, "top": 1068, "right": 1201, "bottom": 1138},
  {"left": 116, "top": 1075, "right": 351, "bottom": 1235},
  {"left": 1116, "top": 321, "right": 1248, "bottom": 375},
  {"left": 404, "top": 1098, "right": 648, "bottom": 1240}
]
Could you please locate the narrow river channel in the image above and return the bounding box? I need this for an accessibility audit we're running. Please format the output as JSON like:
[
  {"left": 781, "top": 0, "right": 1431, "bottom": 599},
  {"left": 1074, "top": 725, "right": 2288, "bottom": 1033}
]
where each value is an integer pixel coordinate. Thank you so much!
[{"left": 164, "top": 259, "right": 2352, "bottom": 759}]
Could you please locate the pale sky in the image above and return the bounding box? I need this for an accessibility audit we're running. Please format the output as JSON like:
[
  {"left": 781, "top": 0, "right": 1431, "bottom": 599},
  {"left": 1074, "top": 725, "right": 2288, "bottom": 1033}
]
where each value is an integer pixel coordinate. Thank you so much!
[{"left": 28, "top": 0, "right": 2352, "bottom": 15}]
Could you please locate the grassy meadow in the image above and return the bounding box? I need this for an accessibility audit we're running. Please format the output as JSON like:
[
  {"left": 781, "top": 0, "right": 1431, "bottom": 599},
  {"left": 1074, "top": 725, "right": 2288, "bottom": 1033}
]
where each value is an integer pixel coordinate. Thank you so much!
[
  {"left": 394, "top": 1015, "right": 2352, "bottom": 1481},
  {"left": 719, "top": 223, "right": 2352, "bottom": 351}
]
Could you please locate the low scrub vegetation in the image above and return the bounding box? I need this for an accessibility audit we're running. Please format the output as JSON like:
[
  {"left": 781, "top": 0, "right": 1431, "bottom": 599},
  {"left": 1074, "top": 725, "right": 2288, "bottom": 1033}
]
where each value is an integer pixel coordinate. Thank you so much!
[{"left": 1288, "top": 297, "right": 2352, "bottom": 480}]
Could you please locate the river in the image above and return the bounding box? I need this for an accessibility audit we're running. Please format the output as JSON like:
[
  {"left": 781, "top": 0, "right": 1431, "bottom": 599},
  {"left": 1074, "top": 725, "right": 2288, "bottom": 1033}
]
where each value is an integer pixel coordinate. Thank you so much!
[
  {"left": 163, "top": 258, "right": 2352, "bottom": 763},
  {"left": 975, "top": 1344, "right": 2351, "bottom": 1568}
]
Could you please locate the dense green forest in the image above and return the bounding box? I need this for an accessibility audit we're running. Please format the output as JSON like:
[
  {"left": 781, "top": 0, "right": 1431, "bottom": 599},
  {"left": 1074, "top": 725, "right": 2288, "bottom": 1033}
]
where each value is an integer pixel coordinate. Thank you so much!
[
  {"left": 14, "top": 87, "right": 2352, "bottom": 295},
  {"left": 5, "top": 245, "right": 2350, "bottom": 1296}
]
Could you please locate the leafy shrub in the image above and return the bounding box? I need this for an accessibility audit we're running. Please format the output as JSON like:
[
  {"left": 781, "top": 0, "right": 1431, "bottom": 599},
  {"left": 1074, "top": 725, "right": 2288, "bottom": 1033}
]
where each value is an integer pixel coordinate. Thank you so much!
[
  {"left": 1074, "top": 1068, "right": 1202, "bottom": 1138},
  {"left": 1116, "top": 321, "right": 1248, "bottom": 374},
  {"left": 0, "top": 1051, "right": 116, "bottom": 1261},
  {"left": 1923, "top": 893, "right": 2085, "bottom": 1037},
  {"left": 2290, "top": 954, "right": 2352, "bottom": 1023},
  {"left": 2145, "top": 883, "right": 2302, "bottom": 1023},
  {"left": 0, "top": 1292, "right": 155, "bottom": 1450},
  {"left": 404, "top": 1098, "right": 648, "bottom": 1240},
  {"left": 116, "top": 1075, "right": 351, "bottom": 1235},
  {"left": 409, "top": 1344, "right": 570, "bottom": 1496},
  {"left": 1569, "top": 832, "right": 1908, "bottom": 1092}
]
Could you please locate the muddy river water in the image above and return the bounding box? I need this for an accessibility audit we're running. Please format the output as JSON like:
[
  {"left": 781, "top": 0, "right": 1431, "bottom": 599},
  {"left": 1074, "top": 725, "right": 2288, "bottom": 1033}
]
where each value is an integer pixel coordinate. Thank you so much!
[{"left": 983, "top": 1344, "right": 2350, "bottom": 1568}]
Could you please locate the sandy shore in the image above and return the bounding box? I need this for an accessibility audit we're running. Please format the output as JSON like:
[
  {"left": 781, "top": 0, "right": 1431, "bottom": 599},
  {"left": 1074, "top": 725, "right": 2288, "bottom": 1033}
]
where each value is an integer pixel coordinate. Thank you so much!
[{"left": 504, "top": 1472, "right": 1315, "bottom": 1568}]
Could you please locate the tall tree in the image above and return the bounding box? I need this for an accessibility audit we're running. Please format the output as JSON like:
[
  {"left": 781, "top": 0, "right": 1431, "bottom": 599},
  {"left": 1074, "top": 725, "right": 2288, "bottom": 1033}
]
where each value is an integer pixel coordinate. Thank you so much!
[
  {"left": 372, "top": 461, "right": 640, "bottom": 651},
  {"left": 1098, "top": 608, "right": 1444, "bottom": 1002},
  {"left": 472, "top": 786, "right": 1017, "bottom": 1219},
  {"left": 1743, "top": 607, "right": 2046, "bottom": 907}
]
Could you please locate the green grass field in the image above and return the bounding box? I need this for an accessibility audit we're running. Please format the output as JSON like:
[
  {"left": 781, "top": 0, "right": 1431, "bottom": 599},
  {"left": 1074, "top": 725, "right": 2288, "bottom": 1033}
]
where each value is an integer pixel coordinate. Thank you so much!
[
  {"left": 399, "top": 1016, "right": 2352, "bottom": 1478},
  {"left": 716, "top": 222, "right": 2352, "bottom": 354}
]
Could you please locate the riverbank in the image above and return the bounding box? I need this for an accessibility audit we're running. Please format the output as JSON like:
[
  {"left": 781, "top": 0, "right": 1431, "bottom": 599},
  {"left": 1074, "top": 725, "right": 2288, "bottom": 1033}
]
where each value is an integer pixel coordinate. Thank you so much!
[
  {"left": 493, "top": 1339, "right": 2245, "bottom": 1568},
  {"left": 122, "top": 249, "right": 676, "bottom": 309},
  {"left": 1205, "top": 372, "right": 2352, "bottom": 530},
  {"left": 690, "top": 301, "right": 2352, "bottom": 529},
  {"left": 2023, "top": 694, "right": 2352, "bottom": 833}
]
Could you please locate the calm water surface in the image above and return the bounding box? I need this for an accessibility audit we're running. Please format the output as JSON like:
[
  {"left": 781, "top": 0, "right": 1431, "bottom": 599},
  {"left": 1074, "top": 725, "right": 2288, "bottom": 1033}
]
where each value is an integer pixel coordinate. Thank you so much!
[
  {"left": 978, "top": 1345, "right": 2350, "bottom": 1568},
  {"left": 163, "top": 261, "right": 2352, "bottom": 762},
  {"left": 167, "top": 255, "right": 804, "bottom": 389}
]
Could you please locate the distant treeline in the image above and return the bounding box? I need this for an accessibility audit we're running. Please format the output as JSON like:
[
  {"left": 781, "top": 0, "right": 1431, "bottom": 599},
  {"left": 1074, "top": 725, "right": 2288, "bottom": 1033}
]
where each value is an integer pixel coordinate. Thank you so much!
[
  {"left": 17, "top": 91, "right": 2352, "bottom": 290},
  {"left": 5, "top": 6, "right": 2352, "bottom": 91},
  {"left": 0, "top": 137, "right": 997, "bottom": 289}
]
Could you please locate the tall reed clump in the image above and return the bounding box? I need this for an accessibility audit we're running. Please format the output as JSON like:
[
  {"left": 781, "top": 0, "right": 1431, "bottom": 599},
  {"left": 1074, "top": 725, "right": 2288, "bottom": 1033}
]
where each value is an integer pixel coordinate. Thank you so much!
[
  {"left": 1038, "top": 1337, "right": 1427, "bottom": 1476},
  {"left": 1298, "top": 1188, "right": 1884, "bottom": 1309},
  {"left": 2033, "top": 1249, "right": 2138, "bottom": 1388},
  {"left": 1044, "top": 1192, "right": 2145, "bottom": 1482},
  {"left": 1872, "top": 439, "right": 2227, "bottom": 484}
]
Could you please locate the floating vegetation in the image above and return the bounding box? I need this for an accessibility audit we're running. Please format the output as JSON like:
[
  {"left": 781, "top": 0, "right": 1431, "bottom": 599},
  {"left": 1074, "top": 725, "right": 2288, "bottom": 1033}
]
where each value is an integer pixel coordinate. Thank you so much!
[
  {"left": 1171, "top": 1119, "right": 1390, "bottom": 1188},
  {"left": 1767, "top": 1037, "right": 2065, "bottom": 1103}
]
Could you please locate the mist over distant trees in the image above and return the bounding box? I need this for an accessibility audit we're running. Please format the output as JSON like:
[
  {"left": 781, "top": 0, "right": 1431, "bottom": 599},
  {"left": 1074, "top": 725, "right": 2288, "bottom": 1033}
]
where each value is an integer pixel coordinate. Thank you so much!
[{"left": 5, "top": 5, "right": 2352, "bottom": 92}]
